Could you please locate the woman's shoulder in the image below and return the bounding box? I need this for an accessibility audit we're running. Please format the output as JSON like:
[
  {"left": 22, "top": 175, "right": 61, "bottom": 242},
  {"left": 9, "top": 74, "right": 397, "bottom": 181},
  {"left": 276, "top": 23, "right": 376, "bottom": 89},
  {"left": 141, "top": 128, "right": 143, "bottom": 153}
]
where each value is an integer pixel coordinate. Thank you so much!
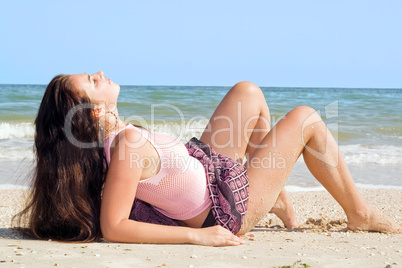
[{"left": 111, "top": 127, "right": 151, "bottom": 155}]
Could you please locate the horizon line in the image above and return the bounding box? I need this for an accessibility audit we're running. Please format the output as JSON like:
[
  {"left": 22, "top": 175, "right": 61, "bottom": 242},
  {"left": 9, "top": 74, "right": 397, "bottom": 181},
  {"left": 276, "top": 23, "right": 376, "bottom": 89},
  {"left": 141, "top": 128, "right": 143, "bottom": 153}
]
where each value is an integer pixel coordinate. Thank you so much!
[{"left": 0, "top": 83, "right": 401, "bottom": 90}]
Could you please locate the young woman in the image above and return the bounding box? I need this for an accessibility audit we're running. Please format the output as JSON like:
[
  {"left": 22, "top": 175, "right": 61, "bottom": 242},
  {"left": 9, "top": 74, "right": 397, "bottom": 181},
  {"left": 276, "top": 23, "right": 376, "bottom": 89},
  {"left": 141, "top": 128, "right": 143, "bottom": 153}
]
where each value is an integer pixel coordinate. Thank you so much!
[{"left": 15, "top": 72, "right": 400, "bottom": 246}]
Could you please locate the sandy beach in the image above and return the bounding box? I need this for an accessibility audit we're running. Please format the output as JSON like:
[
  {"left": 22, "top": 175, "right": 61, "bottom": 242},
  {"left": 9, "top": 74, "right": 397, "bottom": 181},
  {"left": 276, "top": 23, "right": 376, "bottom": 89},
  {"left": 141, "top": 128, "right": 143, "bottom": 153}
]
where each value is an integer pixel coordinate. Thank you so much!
[{"left": 1, "top": 188, "right": 401, "bottom": 268}]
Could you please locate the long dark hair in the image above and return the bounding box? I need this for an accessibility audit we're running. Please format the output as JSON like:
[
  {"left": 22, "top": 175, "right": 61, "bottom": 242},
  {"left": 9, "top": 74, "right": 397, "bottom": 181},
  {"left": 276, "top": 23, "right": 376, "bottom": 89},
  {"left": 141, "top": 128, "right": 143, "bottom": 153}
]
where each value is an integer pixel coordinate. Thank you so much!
[{"left": 13, "top": 74, "right": 107, "bottom": 241}]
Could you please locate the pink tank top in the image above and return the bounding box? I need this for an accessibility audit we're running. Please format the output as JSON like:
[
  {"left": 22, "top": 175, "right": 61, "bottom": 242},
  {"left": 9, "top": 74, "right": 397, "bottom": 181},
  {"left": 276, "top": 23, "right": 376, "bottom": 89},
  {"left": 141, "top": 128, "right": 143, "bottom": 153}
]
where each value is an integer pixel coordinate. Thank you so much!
[{"left": 104, "top": 124, "right": 211, "bottom": 220}]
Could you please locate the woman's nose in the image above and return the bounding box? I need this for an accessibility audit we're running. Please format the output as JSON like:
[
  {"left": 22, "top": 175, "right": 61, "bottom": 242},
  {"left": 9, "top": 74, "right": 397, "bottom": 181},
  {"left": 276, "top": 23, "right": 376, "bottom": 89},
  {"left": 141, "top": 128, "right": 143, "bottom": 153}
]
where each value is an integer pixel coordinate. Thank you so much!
[{"left": 92, "top": 71, "right": 104, "bottom": 79}]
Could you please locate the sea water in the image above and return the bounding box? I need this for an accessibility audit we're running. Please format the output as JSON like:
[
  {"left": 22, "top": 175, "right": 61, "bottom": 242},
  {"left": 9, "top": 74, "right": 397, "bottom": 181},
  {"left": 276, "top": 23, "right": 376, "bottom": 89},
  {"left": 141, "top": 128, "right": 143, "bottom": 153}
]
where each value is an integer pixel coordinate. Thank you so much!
[{"left": 0, "top": 84, "right": 401, "bottom": 190}]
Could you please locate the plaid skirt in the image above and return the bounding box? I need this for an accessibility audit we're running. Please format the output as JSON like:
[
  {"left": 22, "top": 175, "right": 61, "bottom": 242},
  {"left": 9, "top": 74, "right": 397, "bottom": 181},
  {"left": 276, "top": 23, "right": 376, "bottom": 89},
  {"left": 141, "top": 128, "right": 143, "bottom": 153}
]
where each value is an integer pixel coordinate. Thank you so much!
[
  {"left": 129, "top": 137, "right": 249, "bottom": 234},
  {"left": 185, "top": 137, "right": 249, "bottom": 234}
]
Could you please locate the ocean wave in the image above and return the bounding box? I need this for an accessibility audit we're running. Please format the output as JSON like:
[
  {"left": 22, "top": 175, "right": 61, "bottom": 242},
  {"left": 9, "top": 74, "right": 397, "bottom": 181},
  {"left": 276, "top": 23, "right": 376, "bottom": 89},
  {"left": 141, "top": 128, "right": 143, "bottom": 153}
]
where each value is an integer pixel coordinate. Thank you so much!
[
  {"left": 0, "top": 122, "right": 34, "bottom": 139},
  {"left": 144, "top": 119, "right": 209, "bottom": 142},
  {"left": 341, "top": 144, "right": 402, "bottom": 165},
  {"left": 297, "top": 144, "right": 402, "bottom": 166},
  {"left": 0, "top": 138, "right": 34, "bottom": 160},
  {"left": 0, "top": 120, "right": 210, "bottom": 141}
]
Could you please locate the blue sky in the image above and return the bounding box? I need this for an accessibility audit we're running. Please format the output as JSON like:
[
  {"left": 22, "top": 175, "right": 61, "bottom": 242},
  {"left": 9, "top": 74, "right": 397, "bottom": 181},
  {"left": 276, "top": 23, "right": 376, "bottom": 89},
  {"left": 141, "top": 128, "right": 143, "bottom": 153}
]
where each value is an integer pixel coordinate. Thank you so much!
[{"left": 0, "top": 1, "right": 401, "bottom": 87}]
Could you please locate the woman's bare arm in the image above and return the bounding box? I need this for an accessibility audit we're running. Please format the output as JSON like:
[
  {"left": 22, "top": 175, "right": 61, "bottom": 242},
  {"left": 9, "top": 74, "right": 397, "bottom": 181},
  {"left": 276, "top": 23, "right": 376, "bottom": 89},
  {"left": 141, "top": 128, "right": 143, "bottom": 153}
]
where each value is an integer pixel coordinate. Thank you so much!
[{"left": 100, "top": 129, "right": 244, "bottom": 246}]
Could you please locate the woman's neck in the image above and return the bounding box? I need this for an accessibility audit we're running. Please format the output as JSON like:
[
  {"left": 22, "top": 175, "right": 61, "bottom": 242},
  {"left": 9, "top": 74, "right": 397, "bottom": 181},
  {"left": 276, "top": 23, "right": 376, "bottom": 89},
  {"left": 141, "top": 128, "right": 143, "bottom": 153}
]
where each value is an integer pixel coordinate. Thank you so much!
[
  {"left": 100, "top": 108, "right": 126, "bottom": 137},
  {"left": 105, "top": 120, "right": 127, "bottom": 138}
]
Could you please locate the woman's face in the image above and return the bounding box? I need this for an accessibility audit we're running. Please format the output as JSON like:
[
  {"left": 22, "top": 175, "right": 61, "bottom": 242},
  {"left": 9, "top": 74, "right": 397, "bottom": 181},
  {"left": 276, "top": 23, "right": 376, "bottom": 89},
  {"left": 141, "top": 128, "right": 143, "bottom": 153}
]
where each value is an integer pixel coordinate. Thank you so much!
[{"left": 70, "top": 71, "right": 120, "bottom": 106}]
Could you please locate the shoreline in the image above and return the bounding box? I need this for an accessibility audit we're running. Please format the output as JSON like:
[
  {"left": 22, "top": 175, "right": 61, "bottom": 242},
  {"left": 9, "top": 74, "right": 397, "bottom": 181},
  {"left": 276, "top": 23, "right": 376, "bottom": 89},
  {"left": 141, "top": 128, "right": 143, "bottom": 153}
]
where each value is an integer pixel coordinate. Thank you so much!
[{"left": 1, "top": 189, "right": 401, "bottom": 267}]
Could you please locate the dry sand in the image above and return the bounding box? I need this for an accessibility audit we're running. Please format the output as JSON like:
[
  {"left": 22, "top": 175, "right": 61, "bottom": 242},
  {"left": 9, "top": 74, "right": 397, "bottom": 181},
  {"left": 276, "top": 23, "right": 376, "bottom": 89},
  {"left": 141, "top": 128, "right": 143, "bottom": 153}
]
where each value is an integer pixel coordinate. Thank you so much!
[{"left": 0, "top": 189, "right": 401, "bottom": 268}]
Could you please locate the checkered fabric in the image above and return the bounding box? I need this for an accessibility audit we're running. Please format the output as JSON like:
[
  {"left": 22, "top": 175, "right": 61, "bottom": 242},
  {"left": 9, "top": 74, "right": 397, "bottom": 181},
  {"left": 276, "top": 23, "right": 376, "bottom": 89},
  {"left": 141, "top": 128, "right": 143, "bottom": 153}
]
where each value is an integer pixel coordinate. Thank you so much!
[{"left": 185, "top": 137, "right": 249, "bottom": 234}]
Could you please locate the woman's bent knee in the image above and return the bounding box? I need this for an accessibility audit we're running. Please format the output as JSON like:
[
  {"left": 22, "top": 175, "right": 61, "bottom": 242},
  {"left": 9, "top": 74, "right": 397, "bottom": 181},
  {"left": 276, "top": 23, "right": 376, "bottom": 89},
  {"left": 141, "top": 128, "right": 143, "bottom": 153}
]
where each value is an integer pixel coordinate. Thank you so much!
[
  {"left": 287, "top": 106, "right": 321, "bottom": 124},
  {"left": 231, "top": 81, "right": 263, "bottom": 97},
  {"left": 291, "top": 106, "right": 316, "bottom": 116},
  {"left": 286, "top": 106, "right": 326, "bottom": 143}
]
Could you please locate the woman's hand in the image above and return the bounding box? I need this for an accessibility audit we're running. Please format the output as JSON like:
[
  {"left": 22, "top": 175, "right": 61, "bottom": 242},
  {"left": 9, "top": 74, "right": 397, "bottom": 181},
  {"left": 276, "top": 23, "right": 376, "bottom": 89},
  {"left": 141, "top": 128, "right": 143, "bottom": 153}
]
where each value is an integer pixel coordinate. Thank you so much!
[{"left": 190, "top": 225, "right": 246, "bottom": 247}]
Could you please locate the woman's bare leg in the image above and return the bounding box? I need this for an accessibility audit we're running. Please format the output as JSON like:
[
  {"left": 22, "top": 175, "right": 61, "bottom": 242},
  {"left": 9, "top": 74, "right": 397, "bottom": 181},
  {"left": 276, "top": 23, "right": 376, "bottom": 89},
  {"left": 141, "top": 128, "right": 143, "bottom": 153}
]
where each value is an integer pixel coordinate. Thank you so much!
[
  {"left": 200, "top": 81, "right": 298, "bottom": 228},
  {"left": 237, "top": 106, "right": 401, "bottom": 234}
]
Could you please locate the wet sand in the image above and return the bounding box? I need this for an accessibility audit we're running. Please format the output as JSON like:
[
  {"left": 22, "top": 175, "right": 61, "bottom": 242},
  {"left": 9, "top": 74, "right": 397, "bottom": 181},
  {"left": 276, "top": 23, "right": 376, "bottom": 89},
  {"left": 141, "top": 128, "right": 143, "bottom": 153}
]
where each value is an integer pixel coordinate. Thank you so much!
[{"left": 0, "top": 189, "right": 401, "bottom": 267}]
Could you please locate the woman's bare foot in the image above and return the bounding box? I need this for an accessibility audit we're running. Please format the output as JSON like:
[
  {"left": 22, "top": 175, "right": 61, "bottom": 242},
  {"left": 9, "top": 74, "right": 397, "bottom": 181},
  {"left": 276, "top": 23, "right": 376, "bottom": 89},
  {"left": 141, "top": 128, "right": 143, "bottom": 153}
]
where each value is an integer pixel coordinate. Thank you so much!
[
  {"left": 269, "top": 188, "right": 299, "bottom": 228},
  {"left": 347, "top": 205, "right": 401, "bottom": 233}
]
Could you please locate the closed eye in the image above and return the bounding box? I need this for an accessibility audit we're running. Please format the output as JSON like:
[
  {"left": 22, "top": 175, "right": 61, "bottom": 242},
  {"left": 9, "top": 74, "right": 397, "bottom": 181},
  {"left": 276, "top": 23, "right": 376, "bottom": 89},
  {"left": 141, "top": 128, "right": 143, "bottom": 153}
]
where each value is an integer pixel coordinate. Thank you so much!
[{"left": 86, "top": 74, "right": 96, "bottom": 86}]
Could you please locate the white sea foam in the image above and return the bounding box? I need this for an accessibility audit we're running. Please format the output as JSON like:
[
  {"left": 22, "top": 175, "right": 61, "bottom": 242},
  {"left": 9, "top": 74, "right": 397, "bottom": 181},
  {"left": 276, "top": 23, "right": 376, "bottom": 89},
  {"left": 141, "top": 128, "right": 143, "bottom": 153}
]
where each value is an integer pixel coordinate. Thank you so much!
[
  {"left": 0, "top": 122, "right": 34, "bottom": 139},
  {"left": 0, "top": 139, "right": 34, "bottom": 160},
  {"left": 297, "top": 144, "right": 402, "bottom": 166},
  {"left": 144, "top": 119, "right": 209, "bottom": 142},
  {"left": 0, "top": 120, "right": 208, "bottom": 141},
  {"left": 341, "top": 144, "right": 402, "bottom": 165},
  {"left": 0, "top": 184, "right": 30, "bottom": 190},
  {"left": 0, "top": 148, "right": 34, "bottom": 160}
]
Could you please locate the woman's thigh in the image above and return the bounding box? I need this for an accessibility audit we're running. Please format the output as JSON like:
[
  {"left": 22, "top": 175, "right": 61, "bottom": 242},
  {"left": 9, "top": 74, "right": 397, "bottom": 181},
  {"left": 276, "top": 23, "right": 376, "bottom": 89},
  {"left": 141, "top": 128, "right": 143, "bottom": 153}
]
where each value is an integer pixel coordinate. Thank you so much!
[
  {"left": 237, "top": 106, "right": 324, "bottom": 234},
  {"left": 200, "top": 81, "right": 271, "bottom": 163}
]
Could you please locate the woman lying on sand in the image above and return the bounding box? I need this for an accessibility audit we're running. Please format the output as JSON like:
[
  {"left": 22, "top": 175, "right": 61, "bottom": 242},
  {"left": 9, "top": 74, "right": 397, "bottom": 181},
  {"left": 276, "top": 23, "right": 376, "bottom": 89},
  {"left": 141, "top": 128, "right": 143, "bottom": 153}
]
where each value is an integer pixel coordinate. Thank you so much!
[{"left": 14, "top": 72, "right": 400, "bottom": 246}]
